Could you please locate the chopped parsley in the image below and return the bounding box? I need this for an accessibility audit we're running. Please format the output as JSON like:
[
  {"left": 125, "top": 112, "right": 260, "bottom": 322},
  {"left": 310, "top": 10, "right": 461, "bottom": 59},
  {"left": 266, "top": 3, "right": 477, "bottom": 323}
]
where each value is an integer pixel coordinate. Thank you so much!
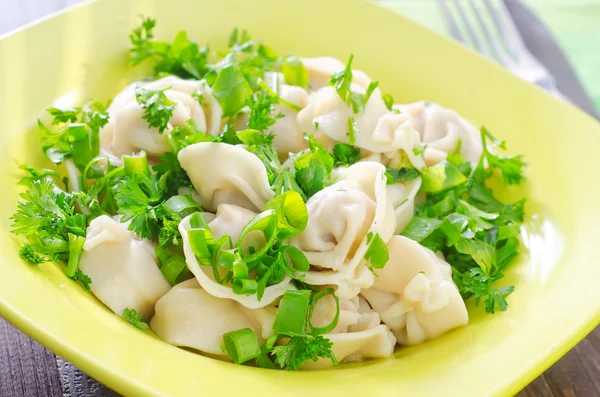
[
  {"left": 333, "top": 143, "right": 361, "bottom": 166},
  {"left": 135, "top": 86, "right": 175, "bottom": 134},
  {"left": 123, "top": 308, "right": 149, "bottom": 330},
  {"left": 329, "top": 55, "right": 379, "bottom": 113},
  {"left": 401, "top": 127, "right": 526, "bottom": 313}
]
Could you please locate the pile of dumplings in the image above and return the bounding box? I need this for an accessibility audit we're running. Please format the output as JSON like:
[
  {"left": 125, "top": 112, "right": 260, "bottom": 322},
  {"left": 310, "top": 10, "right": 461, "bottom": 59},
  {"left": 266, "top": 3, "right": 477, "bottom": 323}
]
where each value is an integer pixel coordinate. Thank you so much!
[{"left": 81, "top": 56, "right": 484, "bottom": 368}]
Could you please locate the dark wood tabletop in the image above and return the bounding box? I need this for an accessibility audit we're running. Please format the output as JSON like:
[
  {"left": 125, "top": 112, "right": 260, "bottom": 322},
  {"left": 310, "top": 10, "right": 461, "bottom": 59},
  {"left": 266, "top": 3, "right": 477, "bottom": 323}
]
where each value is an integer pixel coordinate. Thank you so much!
[{"left": 1, "top": 1, "right": 599, "bottom": 396}]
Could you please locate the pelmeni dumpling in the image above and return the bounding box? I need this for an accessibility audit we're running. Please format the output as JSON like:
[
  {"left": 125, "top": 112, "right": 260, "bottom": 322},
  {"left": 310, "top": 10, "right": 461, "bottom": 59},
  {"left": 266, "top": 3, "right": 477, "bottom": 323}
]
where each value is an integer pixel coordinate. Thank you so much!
[
  {"left": 310, "top": 295, "right": 381, "bottom": 335},
  {"left": 234, "top": 84, "right": 309, "bottom": 157},
  {"left": 179, "top": 214, "right": 293, "bottom": 309},
  {"left": 362, "top": 235, "right": 468, "bottom": 345},
  {"left": 304, "top": 325, "right": 396, "bottom": 369},
  {"left": 208, "top": 204, "right": 257, "bottom": 244},
  {"left": 151, "top": 279, "right": 276, "bottom": 356},
  {"left": 394, "top": 101, "right": 483, "bottom": 166},
  {"left": 193, "top": 80, "right": 224, "bottom": 137},
  {"left": 80, "top": 215, "right": 170, "bottom": 320},
  {"left": 269, "top": 85, "right": 310, "bottom": 157},
  {"left": 100, "top": 76, "right": 208, "bottom": 157},
  {"left": 305, "top": 295, "right": 395, "bottom": 368},
  {"left": 290, "top": 162, "right": 396, "bottom": 298},
  {"left": 300, "top": 57, "right": 375, "bottom": 91},
  {"left": 298, "top": 85, "right": 425, "bottom": 165},
  {"left": 386, "top": 177, "right": 422, "bottom": 234},
  {"left": 178, "top": 142, "right": 274, "bottom": 212}
]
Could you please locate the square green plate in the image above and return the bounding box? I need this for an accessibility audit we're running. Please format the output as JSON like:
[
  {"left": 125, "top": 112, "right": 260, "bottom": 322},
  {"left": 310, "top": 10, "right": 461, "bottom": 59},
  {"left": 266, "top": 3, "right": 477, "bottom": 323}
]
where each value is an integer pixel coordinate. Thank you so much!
[{"left": 0, "top": 0, "right": 599, "bottom": 396}]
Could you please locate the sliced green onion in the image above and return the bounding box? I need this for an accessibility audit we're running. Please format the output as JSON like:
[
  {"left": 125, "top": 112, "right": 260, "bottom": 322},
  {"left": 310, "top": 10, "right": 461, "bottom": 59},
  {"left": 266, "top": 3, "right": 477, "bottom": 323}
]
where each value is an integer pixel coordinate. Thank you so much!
[
  {"left": 233, "top": 258, "right": 249, "bottom": 280},
  {"left": 385, "top": 167, "right": 420, "bottom": 184},
  {"left": 237, "top": 210, "right": 278, "bottom": 262},
  {"left": 189, "top": 212, "right": 210, "bottom": 229},
  {"left": 163, "top": 195, "right": 201, "bottom": 219},
  {"left": 364, "top": 233, "right": 389, "bottom": 269},
  {"left": 280, "top": 245, "right": 310, "bottom": 272},
  {"left": 232, "top": 278, "right": 258, "bottom": 295},
  {"left": 66, "top": 233, "right": 86, "bottom": 277},
  {"left": 188, "top": 228, "right": 215, "bottom": 266},
  {"left": 155, "top": 245, "right": 171, "bottom": 265},
  {"left": 263, "top": 190, "right": 308, "bottom": 239},
  {"left": 382, "top": 93, "right": 394, "bottom": 111},
  {"left": 401, "top": 217, "right": 443, "bottom": 242},
  {"left": 421, "top": 160, "right": 467, "bottom": 193},
  {"left": 282, "top": 55, "right": 308, "bottom": 88},
  {"left": 308, "top": 288, "right": 339, "bottom": 335},
  {"left": 273, "top": 290, "right": 311, "bottom": 336},
  {"left": 81, "top": 155, "right": 109, "bottom": 185},
  {"left": 122, "top": 151, "right": 151, "bottom": 177},
  {"left": 210, "top": 236, "right": 235, "bottom": 285},
  {"left": 347, "top": 117, "right": 357, "bottom": 145},
  {"left": 223, "top": 328, "right": 261, "bottom": 364},
  {"left": 160, "top": 254, "right": 190, "bottom": 286}
]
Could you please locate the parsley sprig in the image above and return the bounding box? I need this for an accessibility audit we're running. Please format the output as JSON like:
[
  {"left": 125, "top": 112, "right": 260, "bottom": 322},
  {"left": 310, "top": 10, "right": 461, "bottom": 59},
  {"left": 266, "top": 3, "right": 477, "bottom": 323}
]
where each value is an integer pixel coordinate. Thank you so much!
[
  {"left": 329, "top": 54, "right": 379, "bottom": 113},
  {"left": 401, "top": 128, "right": 526, "bottom": 313}
]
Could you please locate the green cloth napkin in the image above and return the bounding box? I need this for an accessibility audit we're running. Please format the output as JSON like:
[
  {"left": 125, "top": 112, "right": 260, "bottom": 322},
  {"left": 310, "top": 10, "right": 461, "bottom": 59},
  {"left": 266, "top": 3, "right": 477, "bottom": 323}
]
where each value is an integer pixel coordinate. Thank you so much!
[{"left": 381, "top": 0, "right": 600, "bottom": 111}]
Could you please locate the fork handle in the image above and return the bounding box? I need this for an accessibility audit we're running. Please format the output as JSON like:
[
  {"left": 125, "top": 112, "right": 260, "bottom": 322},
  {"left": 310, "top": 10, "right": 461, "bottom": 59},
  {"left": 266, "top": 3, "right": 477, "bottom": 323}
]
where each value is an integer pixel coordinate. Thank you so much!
[{"left": 536, "top": 75, "right": 565, "bottom": 100}]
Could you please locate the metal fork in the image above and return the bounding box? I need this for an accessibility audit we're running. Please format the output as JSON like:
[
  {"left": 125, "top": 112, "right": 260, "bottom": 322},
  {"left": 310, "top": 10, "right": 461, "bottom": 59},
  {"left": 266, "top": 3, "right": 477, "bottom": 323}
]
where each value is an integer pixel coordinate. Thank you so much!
[{"left": 436, "top": 0, "right": 562, "bottom": 97}]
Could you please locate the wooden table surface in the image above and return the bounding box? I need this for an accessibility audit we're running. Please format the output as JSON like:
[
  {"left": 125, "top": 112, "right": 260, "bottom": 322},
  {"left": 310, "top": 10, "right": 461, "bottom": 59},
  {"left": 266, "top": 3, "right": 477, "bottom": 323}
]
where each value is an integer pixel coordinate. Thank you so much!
[{"left": 1, "top": 0, "right": 599, "bottom": 396}]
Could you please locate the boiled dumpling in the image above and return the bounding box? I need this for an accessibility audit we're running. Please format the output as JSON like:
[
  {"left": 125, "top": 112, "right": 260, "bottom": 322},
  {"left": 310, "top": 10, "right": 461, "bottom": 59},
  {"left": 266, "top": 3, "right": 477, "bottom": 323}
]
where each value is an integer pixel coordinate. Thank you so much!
[
  {"left": 304, "top": 295, "right": 395, "bottom": 368},
  {"left": 297, "top": 85, "right": 425, "bottom": 165},
  {"left": 386, "top": 178, "right": 422, "bottom": 234},
  {"left": 269, "top": 85, "right": 310, "bottom": 157},
  {"left": 208, "top": 204, "right": 257, "bottom": 244},
  {"left": 100, "top": 75, "right": 208, "bottom": 157},
  {"left": 80, "top": 215, "right": 170, "bottom": 320},
  {"left": 178, "top": 142, "right": 275, "bottom": 212},
  {"left": 151, "top": 279, "right": 276, "bottom": 356},
  {"left": 234, "top": 84, "right": 309, "bottom": 158},
  {"left": 300, "top": 57, "right": 376, "bottom": 91},
  {"left": 290, "top": 162, "right": 396, "bottom": 298},
  {"left": 394, "top": 101, "right": 483, "bottom": 166},
  {"left": 361, "top": 235, "right": 468, "bottom": 345},
  {"left": 303, "top": 325, "right": 396, "bottom": 369},
  {"left": 193, "top": 80, "right": 224, "bottom": 137},
  {"left": 310, "top": 295, "right": 381, "bottom": 335},
  {"left": 179, "top": 213, "right": 293, "bottom": 309}
]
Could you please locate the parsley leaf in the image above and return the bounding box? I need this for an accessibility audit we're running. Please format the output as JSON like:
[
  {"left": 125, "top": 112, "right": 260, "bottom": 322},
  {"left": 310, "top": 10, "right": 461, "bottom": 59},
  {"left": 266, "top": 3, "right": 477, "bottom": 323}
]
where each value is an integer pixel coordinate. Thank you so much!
[
  {"left": 115, "top": 173, "right": 166, "bottom": 240},
  {"left": 129, "top": 17, "right": 208, "bottom": 79},
  {"left": 247, "top": 90, "right": 282, "bottom": 132},
  {"left": 123, "top": 308, "right": 149, "bottom": 330},
  {"left": 333, "top": 143, "right": 361, "bottom": 166},
  {"left": 329, "top": 54, "right": 379, "bottom": 113},
  {"left": 40, "top": 101, "right": 109, "bottom": 171},
  {"left": 71, "top": 269, "right": 92, "bottom": 291},
  {"left": 135, "top": 86, "right": 175, "bottom": 134},
  {"left": 272, "top": 335, "right": 337, "bottom": 370},
  {"left": 480, "top": 127, "right": 526, "bottom": 185},
  {"left": 385, "top": 167, "right": 420, "bottom": 184},
  {"left": 293, "top": 134, "right": 334, "bottom": 198},
  {"left": 282, "top": 55, "right": 308, "bottom": 88},
  {"left": 19, "top": 244, "right": 52, "bottom": 265},
  {"left": 212, "top": 58, "right": 253, "bottom": 117}
]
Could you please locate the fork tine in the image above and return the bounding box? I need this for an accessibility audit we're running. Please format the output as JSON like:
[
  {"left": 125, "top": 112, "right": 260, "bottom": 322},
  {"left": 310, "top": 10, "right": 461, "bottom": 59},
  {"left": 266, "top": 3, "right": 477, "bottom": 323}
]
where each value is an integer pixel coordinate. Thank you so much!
[
  {"left": 452, "top": 0, "right": 491, "bottom": 57},
  {"left": 482, "top": 0, "right": 527, "bottom": 58},
  {"left": 435, "top": 0, "right": 466, "bottom": 43},
  {"left": 466, "top": 0, "right": 512, "bottom": 66}
]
